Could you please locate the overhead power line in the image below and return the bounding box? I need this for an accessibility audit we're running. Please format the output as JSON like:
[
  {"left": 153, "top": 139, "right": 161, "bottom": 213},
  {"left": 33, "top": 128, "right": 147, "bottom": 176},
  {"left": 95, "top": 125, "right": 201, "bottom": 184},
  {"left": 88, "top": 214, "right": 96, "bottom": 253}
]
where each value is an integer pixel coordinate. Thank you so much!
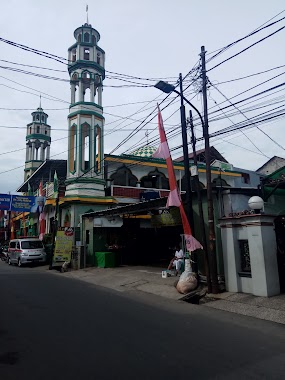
[{"left": 208, "top": 24, "right": 285, "bottom": 72}]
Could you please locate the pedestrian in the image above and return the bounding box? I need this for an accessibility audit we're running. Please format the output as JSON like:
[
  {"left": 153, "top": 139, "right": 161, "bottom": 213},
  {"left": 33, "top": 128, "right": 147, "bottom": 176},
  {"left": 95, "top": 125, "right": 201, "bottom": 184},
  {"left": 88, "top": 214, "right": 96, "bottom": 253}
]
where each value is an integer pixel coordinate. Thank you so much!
[{"left": 167, "top": 245, "right": 184, "bottom": 275}]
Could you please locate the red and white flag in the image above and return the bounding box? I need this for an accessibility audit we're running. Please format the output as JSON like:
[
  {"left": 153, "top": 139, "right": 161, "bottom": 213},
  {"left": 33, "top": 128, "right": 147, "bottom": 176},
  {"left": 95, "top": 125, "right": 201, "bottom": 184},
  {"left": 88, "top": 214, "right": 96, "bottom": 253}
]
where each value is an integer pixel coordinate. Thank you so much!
[{"left": 153, "top": 105, "right": 203, "bottom": 252}]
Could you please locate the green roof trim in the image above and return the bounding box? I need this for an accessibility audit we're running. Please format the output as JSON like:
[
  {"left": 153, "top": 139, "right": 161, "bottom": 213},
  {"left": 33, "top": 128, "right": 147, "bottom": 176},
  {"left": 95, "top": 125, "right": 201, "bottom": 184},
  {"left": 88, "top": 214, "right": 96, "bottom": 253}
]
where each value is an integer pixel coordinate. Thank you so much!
[
  {"left": 26, "top": 134, "right": 51, "bottom": 142},
  {"left": 68, "top": 60, "right": 105, "bottom": 77},
  {"left": 65, "top": 177, "right": 105, "bottom": 185},
  {"left": 68, "top": 110, "right": 105, "bottom": 120},
  {"left": 70, "top": 101, "right": 103, "bottom": 110}
]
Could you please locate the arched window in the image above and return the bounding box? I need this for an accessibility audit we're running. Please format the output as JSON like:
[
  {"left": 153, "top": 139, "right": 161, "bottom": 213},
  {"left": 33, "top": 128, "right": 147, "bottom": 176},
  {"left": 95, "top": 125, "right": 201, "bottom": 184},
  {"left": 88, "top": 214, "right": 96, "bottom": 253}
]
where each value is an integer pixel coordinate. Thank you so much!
[
  {"left": 81, "top": 123, "right": 90, "bottom": 171},
  {"left": 140, "top": 169, "right": 169, "bottom": 189},
  {"left": 84, "top": 32, "right": 90, "bottom": 42},
  {"left": 180, "top": 176, "right": 205, "bottom": 192},
  {"left": 29, "top": 127, "right": 32, "bottom": 134},
  {"left": 69, "top": 124, "right": 76, "bottom": 173},
  {"left": 84, "top": 48, "right": 90, "bottom": 60},
  {"left": 110, "top": 166, "right": 138, "bottom": 187},
  {"left": 212, "top": 178, "right": 231, "bottom": 187},
  {"left": 41, "top": 115, "right": 44, "bottom": 122},
  {"left": 37, "top": 126, "right": 40, "bottom": 133},
  {"left": 97, "top": 53, "right": 101, "bottom": 65},
  {"left": 78, "top": 34, "right": 81, "bottom": 43},
  {"left": 72, "top": 73, "right": 78, "bottom": 81},
  {"left": 72, "top": 49, "right": 76, "bottom": 62},
  {"left": 92, "top": 35, "right": 96, "bottom": 45},
  {"left": 45, "top": 130, "right": 47, "bottom": 135},
  {"left": 36, "top": 115, "right": 39, "bottom": 120},
  {"left": 33, "top": 115, "right": 35, "bottom": 121}
]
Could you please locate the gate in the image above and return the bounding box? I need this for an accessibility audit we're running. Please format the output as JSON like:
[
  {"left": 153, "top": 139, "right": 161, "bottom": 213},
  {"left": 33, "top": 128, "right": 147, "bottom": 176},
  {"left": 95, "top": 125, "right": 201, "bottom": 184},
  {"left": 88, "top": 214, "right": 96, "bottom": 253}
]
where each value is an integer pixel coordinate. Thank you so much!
[{"left": 274, "top": 216, "right": 285, "bottom": 292}]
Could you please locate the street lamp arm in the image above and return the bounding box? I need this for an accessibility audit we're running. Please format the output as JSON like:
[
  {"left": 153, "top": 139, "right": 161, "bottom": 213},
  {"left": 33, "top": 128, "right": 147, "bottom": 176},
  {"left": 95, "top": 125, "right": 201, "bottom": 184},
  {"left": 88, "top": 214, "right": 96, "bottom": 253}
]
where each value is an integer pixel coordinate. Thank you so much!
[{"left": 172, "top": 89, "right": 204, "bottom": 129}]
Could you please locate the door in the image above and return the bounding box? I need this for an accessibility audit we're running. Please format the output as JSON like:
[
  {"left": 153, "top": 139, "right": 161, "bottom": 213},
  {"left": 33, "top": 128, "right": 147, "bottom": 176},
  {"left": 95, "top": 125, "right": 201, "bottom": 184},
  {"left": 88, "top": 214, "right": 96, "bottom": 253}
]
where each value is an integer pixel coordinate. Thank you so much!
[
  {"left": 274, "top": 216, "right": 285, "bottom": 292},
  {"left": 9, "top": 241, "right": 16, "bottom": 262}
]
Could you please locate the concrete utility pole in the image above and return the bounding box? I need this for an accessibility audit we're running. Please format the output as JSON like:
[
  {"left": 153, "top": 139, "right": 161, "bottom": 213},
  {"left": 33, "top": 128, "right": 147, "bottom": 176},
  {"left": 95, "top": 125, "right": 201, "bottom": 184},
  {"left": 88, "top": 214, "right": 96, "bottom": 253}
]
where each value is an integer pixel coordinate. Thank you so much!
[
  {"left": 200, "top": 46, "right": 219, "bottom": 294},
  {"left": 188, "top": 110, "right": 212, "bottom": 292}
]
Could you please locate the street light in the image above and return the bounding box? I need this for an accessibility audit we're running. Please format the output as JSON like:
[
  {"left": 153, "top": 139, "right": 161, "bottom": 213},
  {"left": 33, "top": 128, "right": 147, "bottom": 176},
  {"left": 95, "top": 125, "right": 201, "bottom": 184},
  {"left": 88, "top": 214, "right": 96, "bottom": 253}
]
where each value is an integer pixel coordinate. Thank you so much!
[
  {"left": 155, "top": 74, "right": 194, "bottom": 235},
  {"left": 155, "top": 74, "right": 199, "bottom": 273}
]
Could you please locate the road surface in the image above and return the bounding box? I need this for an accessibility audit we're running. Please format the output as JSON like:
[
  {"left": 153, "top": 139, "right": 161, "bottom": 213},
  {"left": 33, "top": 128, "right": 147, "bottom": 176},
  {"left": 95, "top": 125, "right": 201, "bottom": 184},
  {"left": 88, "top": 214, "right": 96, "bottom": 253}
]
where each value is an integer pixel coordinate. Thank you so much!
[{"left": 1, "top": 261, "right": 285, "bottom": 379}]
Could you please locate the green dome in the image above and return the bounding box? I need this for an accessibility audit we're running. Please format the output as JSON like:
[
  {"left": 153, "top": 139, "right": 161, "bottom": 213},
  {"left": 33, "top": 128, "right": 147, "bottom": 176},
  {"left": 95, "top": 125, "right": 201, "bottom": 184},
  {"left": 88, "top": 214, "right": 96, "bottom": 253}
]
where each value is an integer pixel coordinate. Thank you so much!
[{"left": 130, "top": 145, "right": 157, "bottom": 158}]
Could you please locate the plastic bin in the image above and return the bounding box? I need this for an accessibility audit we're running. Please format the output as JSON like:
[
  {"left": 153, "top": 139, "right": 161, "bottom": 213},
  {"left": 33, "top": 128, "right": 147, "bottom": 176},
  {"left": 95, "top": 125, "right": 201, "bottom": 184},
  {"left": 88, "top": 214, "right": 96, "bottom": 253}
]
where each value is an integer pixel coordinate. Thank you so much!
[{"left": 95, "top": 251, "right": 116, "bottom": 268}]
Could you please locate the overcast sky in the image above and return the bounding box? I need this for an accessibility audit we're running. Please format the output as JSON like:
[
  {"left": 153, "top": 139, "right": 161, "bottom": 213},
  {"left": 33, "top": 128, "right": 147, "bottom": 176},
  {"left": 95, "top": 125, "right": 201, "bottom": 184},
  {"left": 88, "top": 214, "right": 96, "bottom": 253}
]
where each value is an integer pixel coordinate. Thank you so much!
[{"left": 0, "top": 0, "right": 284, "bottom": 193}]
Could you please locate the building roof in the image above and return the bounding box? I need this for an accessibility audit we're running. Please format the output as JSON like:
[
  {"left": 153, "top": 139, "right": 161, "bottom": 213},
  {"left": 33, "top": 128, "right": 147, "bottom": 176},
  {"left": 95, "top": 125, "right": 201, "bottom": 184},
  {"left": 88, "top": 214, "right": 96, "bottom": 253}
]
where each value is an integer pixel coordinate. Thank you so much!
[
  {"left": 175, "top": 146, "right": 228, "bottom": 164},
  {"left": 256, "top": 156, "right": 285, "bottom": 173},
  {"left": 17, "top": 160, "right": 67, "bottom": 193}
]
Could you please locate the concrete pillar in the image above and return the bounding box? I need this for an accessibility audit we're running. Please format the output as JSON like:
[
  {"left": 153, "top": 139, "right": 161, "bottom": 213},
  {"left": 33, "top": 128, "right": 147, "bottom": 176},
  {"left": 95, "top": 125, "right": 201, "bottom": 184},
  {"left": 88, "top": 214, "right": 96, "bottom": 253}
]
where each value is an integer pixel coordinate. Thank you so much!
[
  {"left": 31, "top": 142, "right": 35, "bottom": 160},
  {"left": 98, "top": 86, "right": 102, "bottom": 106},
  {"left": 40, "top": 144, "right": 44, "bottom": 161},
  {"left": 46, "top": 145, "right": 50, "bottom": 159},
  {"left": 90, "top": 82, "right": 95, "bottom": 102},
  {"left": 79, "top": 81, "right": 83, "bottom": 102},
  {"left": 26, "top": 144, "right": 29, "bottom": 161},
  {"left": 220, "top": 214, "right": 280, "bottom": 297},
  {"left": 71, "top": 83, "right": 76, "bottom": 104}
]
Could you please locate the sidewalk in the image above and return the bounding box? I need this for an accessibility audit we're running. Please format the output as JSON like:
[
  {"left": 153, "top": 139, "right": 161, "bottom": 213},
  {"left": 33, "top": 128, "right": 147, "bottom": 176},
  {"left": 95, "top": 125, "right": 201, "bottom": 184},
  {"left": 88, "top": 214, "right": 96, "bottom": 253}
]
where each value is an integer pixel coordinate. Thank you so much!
[
  {"left": 202, "top": 292, "right": 285, "bottom": 325},
  {"left": 51, "top": 265, "right": 285, "bottom": 325},
  {"left": 59, "top": 265, "right": 183, "bottom": 300}
]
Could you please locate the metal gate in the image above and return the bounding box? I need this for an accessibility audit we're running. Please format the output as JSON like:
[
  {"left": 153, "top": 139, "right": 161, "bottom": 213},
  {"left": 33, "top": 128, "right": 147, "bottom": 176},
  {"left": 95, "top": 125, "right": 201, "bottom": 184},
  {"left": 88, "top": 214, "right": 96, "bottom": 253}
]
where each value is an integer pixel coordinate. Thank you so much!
[{"left": 274, "top": 216, "right": 285, "bottom": 292}]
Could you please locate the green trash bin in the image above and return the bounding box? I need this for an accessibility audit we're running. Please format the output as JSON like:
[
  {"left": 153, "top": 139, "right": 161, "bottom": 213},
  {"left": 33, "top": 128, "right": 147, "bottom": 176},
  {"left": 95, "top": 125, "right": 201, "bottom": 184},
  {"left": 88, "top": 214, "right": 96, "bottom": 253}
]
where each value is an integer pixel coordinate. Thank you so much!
[{"left": 95, "top": 251, "right": 116, "bottom": 268}]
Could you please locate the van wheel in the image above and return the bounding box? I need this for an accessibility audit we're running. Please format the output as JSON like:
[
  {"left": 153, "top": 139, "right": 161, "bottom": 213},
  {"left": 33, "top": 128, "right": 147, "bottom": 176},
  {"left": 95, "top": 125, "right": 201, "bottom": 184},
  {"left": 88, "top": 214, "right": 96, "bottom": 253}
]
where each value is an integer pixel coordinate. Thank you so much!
[{"left": 18, "top": 258, "right": 22, "bottom": 267}]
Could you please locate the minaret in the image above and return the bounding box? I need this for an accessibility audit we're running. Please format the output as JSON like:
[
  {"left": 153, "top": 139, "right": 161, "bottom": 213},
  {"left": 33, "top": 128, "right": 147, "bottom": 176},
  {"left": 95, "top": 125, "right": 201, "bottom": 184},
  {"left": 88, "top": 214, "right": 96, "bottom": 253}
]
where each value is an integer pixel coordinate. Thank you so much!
[
  {"left": 24, "top": 106, "right": 51, "bottom": 181},
  {"left": 65, "top": 22, "right": 105, "bottom": 197}
]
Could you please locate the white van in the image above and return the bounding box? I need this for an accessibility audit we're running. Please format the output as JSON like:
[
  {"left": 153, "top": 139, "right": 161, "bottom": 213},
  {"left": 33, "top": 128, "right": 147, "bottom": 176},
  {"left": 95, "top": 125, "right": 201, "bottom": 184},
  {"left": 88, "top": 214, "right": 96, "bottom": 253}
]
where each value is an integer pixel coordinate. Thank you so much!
[{"left": 8, "top": 238, "right": 46, "bottom": 267}]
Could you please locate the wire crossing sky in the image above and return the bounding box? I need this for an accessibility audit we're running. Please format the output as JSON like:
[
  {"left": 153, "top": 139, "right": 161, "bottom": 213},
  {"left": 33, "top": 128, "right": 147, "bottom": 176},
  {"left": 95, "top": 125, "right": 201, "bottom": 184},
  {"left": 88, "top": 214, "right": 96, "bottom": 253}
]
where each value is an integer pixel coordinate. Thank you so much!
[{"left": 0, "top": 0, "right": 284, "bottom": 193}]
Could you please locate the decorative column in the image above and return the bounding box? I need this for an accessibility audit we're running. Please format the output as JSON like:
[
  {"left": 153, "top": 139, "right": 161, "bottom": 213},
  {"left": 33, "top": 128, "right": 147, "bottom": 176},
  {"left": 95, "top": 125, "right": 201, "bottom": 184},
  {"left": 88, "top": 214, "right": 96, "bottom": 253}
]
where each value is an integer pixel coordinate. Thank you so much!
[{"left": 220, "top": 214, "right": 280, "bottom": 297}]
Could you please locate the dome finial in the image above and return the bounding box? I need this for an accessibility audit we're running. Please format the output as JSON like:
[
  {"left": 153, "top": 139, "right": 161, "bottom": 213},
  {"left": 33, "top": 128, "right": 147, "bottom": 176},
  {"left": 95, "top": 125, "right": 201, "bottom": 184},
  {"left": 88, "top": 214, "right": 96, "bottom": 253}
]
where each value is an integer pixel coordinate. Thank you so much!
[{"left": 86, "top": 4, "right": 89, "bottom": 24}]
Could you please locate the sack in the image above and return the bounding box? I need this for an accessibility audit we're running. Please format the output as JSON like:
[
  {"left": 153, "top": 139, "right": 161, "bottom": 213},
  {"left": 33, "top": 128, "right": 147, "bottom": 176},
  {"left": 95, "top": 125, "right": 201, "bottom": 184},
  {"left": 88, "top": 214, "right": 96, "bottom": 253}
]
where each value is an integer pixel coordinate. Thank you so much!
[{"left": 176, "top": 272, "right": 197, "bottom": 294}]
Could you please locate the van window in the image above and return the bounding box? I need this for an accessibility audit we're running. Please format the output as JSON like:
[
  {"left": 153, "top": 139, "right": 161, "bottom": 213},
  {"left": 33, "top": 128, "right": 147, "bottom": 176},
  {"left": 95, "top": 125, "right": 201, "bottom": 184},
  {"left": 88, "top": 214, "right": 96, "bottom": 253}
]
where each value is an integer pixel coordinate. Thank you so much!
[
  {"left": 16, "top": 242, "right": 20, "bottom": 249},
  {"left": 9, "top": 242, "right": 16, "bottom": 249},
  {"left": 21, "top": 241, "right": 44, "bottom": 249}
]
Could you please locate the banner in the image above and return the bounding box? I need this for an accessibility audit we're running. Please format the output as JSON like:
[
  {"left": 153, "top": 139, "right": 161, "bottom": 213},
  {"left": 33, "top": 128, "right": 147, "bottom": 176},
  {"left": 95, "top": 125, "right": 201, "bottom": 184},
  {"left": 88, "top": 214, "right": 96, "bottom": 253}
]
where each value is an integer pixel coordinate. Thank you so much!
[
  {"left": 0, "top": 194, "right": 11, "bottom": 210},
  {"left": 53, "top": 227, "right": 74, "bottom": 265},
  {"left": 0, "top": 194, "right": 46, "bottom": 212}
]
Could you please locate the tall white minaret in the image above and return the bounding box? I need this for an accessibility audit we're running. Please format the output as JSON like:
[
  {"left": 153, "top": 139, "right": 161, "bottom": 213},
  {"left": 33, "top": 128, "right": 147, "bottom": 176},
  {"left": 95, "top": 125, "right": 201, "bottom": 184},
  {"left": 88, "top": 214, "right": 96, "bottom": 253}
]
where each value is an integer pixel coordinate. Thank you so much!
[
  {"left": 24, "top": 105, "right": 51, "bottom": 181},
  {"left": 65, "top": 22, "right": 105, "bottom": 197}
]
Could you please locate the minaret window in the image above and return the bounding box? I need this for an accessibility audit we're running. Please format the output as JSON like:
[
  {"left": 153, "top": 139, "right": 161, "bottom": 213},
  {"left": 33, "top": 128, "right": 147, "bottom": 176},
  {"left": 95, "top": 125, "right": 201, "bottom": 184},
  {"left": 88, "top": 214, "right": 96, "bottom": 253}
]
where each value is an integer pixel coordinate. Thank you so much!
[
  {"left": 84, "top": 48, "right": 90, "bottom": 60},
  {"left": 82, "top": 123, "right": 90, "bottom": 171},
  {"left": 33, "top": 116, "right": 35, "bottom": 121},
  {"left": 72, "top": 49, "right": 76, "bottom": 62},
  {"left": 97, "top": 53, "right": 101, "bottom": 65},
  {"left": 36, "top": 115, "right": 39, "bottom": 121},
  {"left": 84, "top": 32, "right": 90, "bottom": 42},
  {"left": 78, "top": 34, "right": 81, "bottom": 43},
  {"left": 92, "top": 35, "right": 96, "bottom": 45},
  {"left": 29, "top": 127, "right": 32, "bottom": 134},
  {"left": 45, "top": 130, "right": 47, "bottom": 135},
  {"left": 41, "top": 115, "right": 45, "bottom": 122},
  {"left": 69, "top": 125, "right": 77, "bottom": 173},
  {"left": 37, "top": 126, "right": 40, "bottom": 133}
]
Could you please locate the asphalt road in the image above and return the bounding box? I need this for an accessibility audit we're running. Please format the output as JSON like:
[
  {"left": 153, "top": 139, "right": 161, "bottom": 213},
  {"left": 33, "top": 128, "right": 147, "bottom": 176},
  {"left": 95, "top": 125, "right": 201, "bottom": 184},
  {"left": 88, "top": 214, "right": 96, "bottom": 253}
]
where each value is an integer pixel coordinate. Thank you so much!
[{"left": 1, "top": 261, "right": 285, "bottom": 380}]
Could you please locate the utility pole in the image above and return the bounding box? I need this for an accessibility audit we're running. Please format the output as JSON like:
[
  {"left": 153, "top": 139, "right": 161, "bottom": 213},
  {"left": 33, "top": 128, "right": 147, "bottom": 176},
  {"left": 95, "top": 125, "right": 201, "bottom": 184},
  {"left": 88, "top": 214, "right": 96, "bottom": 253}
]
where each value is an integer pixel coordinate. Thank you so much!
[
  {"left": 188, "top": 111, "right": 212, "bottom": 292},
  {"left": 179, "top": 73, "right": 194, "bottom": 234},
  {"left": 49, "top": 190, "right": 59, "bottom": 270},
  {"left": 200, "top": 46, "right": 219, "bottom": 294}
]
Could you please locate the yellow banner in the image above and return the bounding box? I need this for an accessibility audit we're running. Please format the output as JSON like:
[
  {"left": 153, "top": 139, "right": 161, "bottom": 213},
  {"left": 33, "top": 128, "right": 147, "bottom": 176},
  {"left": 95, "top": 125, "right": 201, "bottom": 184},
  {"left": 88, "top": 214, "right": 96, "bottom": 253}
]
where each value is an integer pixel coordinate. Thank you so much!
[{"left": 53, "top": 227, "right": 74, "bottom": 264}]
